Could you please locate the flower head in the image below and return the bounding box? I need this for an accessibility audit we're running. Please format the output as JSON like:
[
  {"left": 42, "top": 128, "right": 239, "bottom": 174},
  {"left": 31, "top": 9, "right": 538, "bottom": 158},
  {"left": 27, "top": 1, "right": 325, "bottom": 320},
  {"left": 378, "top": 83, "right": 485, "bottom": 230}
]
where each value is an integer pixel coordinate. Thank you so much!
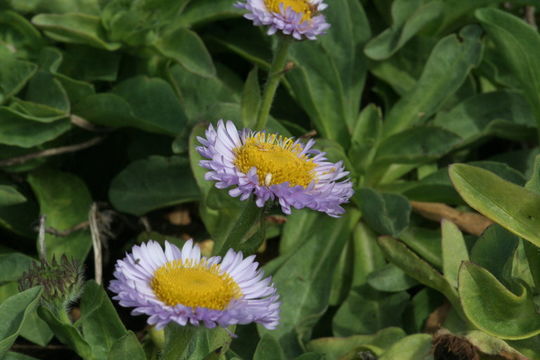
[
  {"left": 235, "top": 0, "right": 330, "bottom": 40},
  {"left": 19, "top": 255, "right": 84, "bottom": 311},
  {"left": 109, "top": 240, "right": 280, "bottom": 330},
  {"left": 197, "top": 120, "right": 353, "bottom": 217}
]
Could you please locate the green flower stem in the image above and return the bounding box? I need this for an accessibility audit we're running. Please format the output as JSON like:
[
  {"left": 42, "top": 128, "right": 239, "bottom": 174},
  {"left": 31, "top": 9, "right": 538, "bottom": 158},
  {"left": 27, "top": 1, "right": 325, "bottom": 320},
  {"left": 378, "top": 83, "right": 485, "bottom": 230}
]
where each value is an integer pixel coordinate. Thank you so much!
[{"left": 254, "top": 37, "right": 292, "bottom": 130}]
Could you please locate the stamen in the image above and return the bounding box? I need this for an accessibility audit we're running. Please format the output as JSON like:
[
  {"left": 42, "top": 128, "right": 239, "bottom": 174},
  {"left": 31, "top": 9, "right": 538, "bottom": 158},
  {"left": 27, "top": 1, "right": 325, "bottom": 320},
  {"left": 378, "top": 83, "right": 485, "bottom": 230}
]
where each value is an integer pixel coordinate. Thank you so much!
[
  {"left": 264, "top": 0, "right": 315, "bottom": 21},
  {"left": 234, "top": 133, "right": 317, "bottom": 187}
]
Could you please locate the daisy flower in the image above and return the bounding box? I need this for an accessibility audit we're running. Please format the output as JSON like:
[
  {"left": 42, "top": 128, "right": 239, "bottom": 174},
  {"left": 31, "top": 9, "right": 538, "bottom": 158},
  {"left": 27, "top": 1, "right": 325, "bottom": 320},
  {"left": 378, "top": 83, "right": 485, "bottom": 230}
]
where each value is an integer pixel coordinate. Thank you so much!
[
  {"left": 197, "top": 120, "right": 353, "bottom": 217},
  {"left": 109, "top": 240, "right": 280, "bottom": 330},
  {"left": 235, "top": 0, "right": 330, "bottom": 40}
]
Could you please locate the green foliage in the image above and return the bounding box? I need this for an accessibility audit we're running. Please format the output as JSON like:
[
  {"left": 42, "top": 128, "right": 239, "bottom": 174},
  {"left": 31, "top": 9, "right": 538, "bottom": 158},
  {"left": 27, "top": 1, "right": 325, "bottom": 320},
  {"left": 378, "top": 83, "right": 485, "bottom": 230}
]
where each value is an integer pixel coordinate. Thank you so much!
[{"left": 1, "top": 1, "right": 540, "bottom": 359}]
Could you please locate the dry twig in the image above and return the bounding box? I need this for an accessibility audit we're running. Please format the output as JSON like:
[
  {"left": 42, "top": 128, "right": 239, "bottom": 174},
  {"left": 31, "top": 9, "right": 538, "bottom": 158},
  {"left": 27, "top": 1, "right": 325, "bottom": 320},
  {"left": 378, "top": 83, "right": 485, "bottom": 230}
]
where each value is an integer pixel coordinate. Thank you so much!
[
  {"left": 410, "top": 201, "right": 493, "bottom": 236},
  {"left": 0, "top": 136, "right": 104, "bottom": 167}
]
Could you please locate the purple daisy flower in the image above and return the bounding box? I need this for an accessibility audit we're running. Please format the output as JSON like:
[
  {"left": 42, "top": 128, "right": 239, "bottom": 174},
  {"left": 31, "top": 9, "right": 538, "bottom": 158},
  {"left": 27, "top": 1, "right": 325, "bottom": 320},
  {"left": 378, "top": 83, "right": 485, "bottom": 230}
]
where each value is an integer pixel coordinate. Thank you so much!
[
  {"left": 235, "top": 0, "right": 330, "bottom": 40},
  {"left": 109, "top": 240, "right": 280, "bottom": 330},
  {"left": 197, "top": 120, "right": 354, "bottom": 217}
]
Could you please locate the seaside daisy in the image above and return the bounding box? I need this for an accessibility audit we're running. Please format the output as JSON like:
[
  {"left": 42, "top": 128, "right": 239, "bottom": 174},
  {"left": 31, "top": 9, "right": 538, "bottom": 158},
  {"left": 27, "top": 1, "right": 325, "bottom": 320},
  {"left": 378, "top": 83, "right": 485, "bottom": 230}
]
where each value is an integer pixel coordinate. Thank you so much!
[
  {"left": 197, "top": 120, "right": 353, "bottom": 217},
  {"left": 235, "top": 0, "right": 330, "bottom": 40},
  {"left": 109, "top": 240, "right": 280, "bottom": 330}
]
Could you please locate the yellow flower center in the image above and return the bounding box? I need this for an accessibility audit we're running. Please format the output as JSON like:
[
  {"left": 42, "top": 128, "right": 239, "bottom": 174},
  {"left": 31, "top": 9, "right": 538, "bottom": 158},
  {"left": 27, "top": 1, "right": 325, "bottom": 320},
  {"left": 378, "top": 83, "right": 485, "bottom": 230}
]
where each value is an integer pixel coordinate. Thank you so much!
[
  {"left": 151, "top": 260, "right": 242, "bottom": 310},
  {"left": 234, "top": 133, "right": 317, "bottom": 187},
  {"left": 264, "top": 0, "right": 314, "bottom": 21}
]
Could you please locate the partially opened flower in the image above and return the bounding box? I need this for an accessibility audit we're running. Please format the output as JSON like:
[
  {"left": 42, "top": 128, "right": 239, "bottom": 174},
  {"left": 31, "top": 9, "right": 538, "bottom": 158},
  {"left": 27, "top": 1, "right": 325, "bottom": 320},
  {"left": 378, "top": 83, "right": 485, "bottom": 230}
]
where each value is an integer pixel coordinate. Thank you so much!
[
  {"left": 197, "top": 120, "right": 353, "bottom": 217},
  {"left": 109, "top": 240, "right": 280, "bottom": 330},
  {"left": 235, "top": 0, "right": 330, "bottom": 40}
]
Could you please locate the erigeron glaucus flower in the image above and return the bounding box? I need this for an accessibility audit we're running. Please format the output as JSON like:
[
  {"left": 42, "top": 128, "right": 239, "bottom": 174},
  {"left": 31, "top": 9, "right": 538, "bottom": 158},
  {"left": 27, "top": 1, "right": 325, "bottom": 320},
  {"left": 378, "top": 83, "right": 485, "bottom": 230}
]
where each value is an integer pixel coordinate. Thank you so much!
[
  {"left": 197, "top": 120, "right": 353, "bottom": 217},
  {"left": 235, "top": 0, "right": 330, "bottom": 40},
  {"left": 109, "top": 240, "right": 280, "bottom": 330}
]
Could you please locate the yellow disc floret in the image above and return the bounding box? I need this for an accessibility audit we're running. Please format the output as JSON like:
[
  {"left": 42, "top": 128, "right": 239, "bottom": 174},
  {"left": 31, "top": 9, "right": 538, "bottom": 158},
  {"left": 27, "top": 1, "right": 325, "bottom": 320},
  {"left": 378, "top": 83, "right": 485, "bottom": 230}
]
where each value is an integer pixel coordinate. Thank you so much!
[
  {"left": 151, "top": 260, "right": 242, "bottom": 310},
  {"left": 234, "top": 133, "right": 317, "bottom": 187},
  {"left": 264, "top": 0, "right": 314, "bottom": 21}
]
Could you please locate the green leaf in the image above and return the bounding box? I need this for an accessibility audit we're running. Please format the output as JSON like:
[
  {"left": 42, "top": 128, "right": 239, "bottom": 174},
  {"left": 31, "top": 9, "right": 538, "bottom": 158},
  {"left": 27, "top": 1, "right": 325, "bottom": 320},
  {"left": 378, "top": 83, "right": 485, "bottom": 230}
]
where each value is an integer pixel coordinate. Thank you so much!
[
  {"left": 28, "top": 169, "right": 93, "bottom": 261},
  {"left": 79, "top": 281, "right": 127, "bottom": 360},
  {"left": 162, "top": 324, "right": 232, "bottom": 360},
  {"left": 433, "top": 91, "right": 537, "bottom": 144},
  {"left": 0, "top": 107, "right": 70, "bottom": 148},
  {"left": 377, "top": 236, "right": 460, "bottom": 310},
  {"left": 0, "top": 185, "right": 26, "bottom": 206},
  {"left": 382, "top": 25, "right": 483, "bottom": 138},
  {"left": 107, "top": 332, "right": 146, "bottom": 360},
  {"left": 475, "top": 8, "right": 540, "bottom": 126},
  {"left": 0, "top": 54, "right": 37, "bottom": 104},
  {"left": 0, "top": 287, "right": 42, "bottom": 357},
  {"left": 0, "top": 11, "right": 44, "bottom": 58},
  {"left": 348, "top": 104, "right": 382, "bottom": 176},
  {"left": 178, "top": 0, "right": 243, "bottom": 27},
  {"left": 350, "top": 223, "right": 386, "bottom": 287},
  {"left": 109, "top": 155, "right": 200, "bottom": 216},
  {"left": 333, "top": 285, "right": 409, "bottom": 337},
  {"left": 241, "top": 67, "right": 261, "bottom": 128},
  {"left": 399, "top": 227, "right": 442, "bottom": 268},
  {"left": 459, "top": 262, "right": 540, "bottom": 339},
  {"left": 358, "top": 188, "right": 411, "bottom": 236},
  {"left": 374, "top": 126, "right": 462, "bottom": 165},
  {"left": 441, "top": 219, "right": 469, "bottom": 288},
  {"left": 113, "top": 76, "right": 188, "bottom": 135},
  {"left": 365, "top": 0, "right": 444, "bottom": 60},
  {"left": 25, "top": 70, "right": 70, "bottom": 116},
  {"left": 285, "top": 0, "right": 370, "bottom": 145},
  {"left": 525, "top": 154, "right": 540, "bottom": 195},
  {"left": 259, "top": 210, "right": 360, "bottom": 357},
  {"left": 31, "top": 13, "right": 121, "bottom": 50},
  {"left": 155, "top": 27, "right": 215, "bottom": 77},
  {"left": 378, "top": 334, "right": 433, "bottom": 360},
  {"left": 367, "top": 263, "right": 418, "bottom": 292},
  {"left": 307, "top": 327, "right": 406, "bottom": 360},
  {"left": 470, "top": 224, "right": 518, "bottom": 283},
  {"left": 449, "top": 164, "right": 540, "bottom": 247},
  {"left": 253, "top": 334, "right": 285, "bottom": 360},
  {"left": 38, "top": 306, "right": 93, "bottom": 359},
  {"left": 3, "top": 352, "right": 41, "bottom": 360}
]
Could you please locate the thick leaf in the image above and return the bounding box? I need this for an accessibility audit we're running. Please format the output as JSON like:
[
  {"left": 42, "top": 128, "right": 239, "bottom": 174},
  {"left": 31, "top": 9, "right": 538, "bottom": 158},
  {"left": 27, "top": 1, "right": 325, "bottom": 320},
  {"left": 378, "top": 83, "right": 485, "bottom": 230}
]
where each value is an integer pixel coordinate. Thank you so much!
[
  {"left": 378, "top": 334, "right": 433, "bottom": 360},
  {"left": 38, "top": 306, "right": 92, "bottom": 359},
  {"left": 79, "top": 281, "right": 127, "bottom": 360},
  {"left": 241, "top": 67, "right": 261, "bottom": 128},
  {"left": 459, "top": 262, "right": 540, "bottom": 339},
  {"left": 348, "top": 104, "right": 382, "bottom": 176},
  {"left": 358, "top": 188, "right": 411, "bottom": 236},
  {"left": 0, "top": 54, "right": 37, "bottom": 104},
  {"left": 155, "top": 27, "right": 215, "bottom": 77},
  {"left": 0, "top": 11, "right": 43, "bottom": 58},
  {"left": 470, "top": 224, "right": 518, "bottom": 283},
  {"left": 374, "top": 126, "right": 462, "bottom": 165},
  {"left": 433, "top": 91, "right": 536, "bottom": 143},
  {"left": 32, "top": 13, "right": 121, "bottom": 50},
  {"left": 367, "top": 263, "right": 418, "bottom": 292},
  {"left": 382, "top": 25, "right": 483, "bottom": 137},
  {"left": 525, "top": 154, "right": 540, "bottom": 194},
  {"left": 350, "top": 223, "right": 386, "bottom": 287},
  {"left": 476, "top": 8, "right": 540, "bottom": 125},
  {"left": 253, "top": 334, "right": 285, "bottom": 360},
  {"left": 178, "top": 0, "right": 243, "bottom": 26},
  {"left": 162, "top": 324, "right": 231, "bottom": 360},
  {"left": 449, "top": 164, "right": 540, "bottom": 247},
  {"left": 377, "top": 236, "right": 459, "bottom": 310},
  {"left": 0, "top": 107, "right": 70, "bottom": 148},
  {"left": 333, "top": 285, "right": 409, "bottom": 337},
  {"left": 109, "top": 156, "right": 200, "bottom": 216},
  {"left": 259, "top": 210, "right": 360, "bottom": 357},
  {"left": 25, "top": 71, "right": 70, "bottom": 116},
  {"left": 107, "top": 332, "right": 146, "bottom": 360},
  {"left": 28, "top": 169, "right": 93, "bottom": 261},
  {"left": 0, "top": 287, "right": 42, "bottom": 356},
  {"left": 0, "top": 186, "right": 26, "bottom": 206},
  {"left": 441, "top": 219, "right": 469, "bottom": 288},
  {"left": 112, "top": 76, "right": 188, "bottom": 135},
  {"left": 286, "top": 0, "right": 370, "bottom": 145},
  {"left": 365, "top": 0, "right": 443, "bottom": 60},
  {"left": 307, "top": 327, "right": 406, "bottom": 360}
]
